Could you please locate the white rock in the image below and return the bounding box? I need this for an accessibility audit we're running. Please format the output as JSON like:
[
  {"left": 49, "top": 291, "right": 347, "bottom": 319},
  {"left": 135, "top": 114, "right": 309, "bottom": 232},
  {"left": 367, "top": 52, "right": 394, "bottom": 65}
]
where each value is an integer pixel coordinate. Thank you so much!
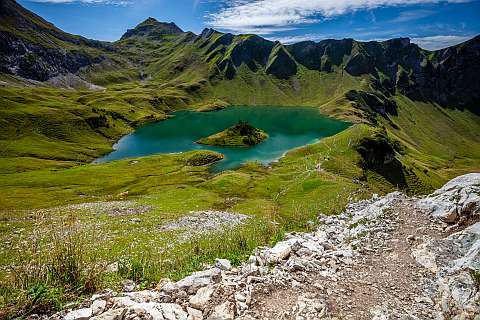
[
  {"left": 207, "top": 301, "right": 235, "bottom": 320},
  {"left": 449, "top": 273, "right": 478, "bottom": 309},
  {"left": 90, "top": 308, "right": 127, "bottom": 320},
  {"left": 234, "top": 293, "right": 246, "bottom": 303},
  {"left": 215, "top": 258, "right": 232, "bottom": 271},
  {"left": 91, "top": 300, "right": 107, "bottom": 316},
  {"left": 370, "top": 305, "right": 389, "bottom": 320},
  {"left": 176, "top": 268, "right": 221, "bottom": 294},
  {"left": 121, "top": 279, "right": 136, "bottom": 292},
  {"left": 128, "top": 302, "right": 165, "bottom": 320},
  {"left": 64, "top": 308, "right": 92, "bottom": 320},
  {"left": 189, "top": 285, "right": 215, "bottom": 310},
  {"left": 450, "top": 222, "right": 480, "bottom": 271},
  {"left": 186, "top": 307, "right": 203, "bottom": 320},
  {"left": 300, "top": 240, "right": 324, "bottom": 255},
  {"left": 160, "top": 303, "right": 188, "bottom": 320},
  {"left": 125, "top": 290, "right": 160, "bottom": 303},
  {"left": 158, "top": 278, "right": 178, "bottom": 294},
  {"left": 417, "top": 173, "right": 480, "bottom": 223},
  {"left": 267, "top": 239, "right": 300, "bottom": 263},
  {"left": 106, "top": 262, "right": 119, "bottom": 273},
  {"left": 411, "top": 242, "right": 438, "bottom": 273},
  {"left": 111, "top": 296, "right": 136, "bottom": 308}
]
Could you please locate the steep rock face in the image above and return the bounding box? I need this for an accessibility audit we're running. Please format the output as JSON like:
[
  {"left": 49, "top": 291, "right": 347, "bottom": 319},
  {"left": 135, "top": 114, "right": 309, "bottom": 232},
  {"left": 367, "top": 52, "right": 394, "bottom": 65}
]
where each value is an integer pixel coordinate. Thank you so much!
[
  {"left": 211, "top": 34, "right": 277, "bottom": 79},
  {"left": 287, "top": 39, "right": 354, "bottom": 72},
  {"left": 288, "top": 36, "right": 480, "bottom": 111},
  {"left": 421, "top": 35, "right": 480, "bottom": 109},
  {"left": 266, "top": 43, "right": 297, "bottom": 79},
  {"left": 0, "top": 0, "right": 110, "bottom": 81},
  {"left": 0, "top": 33, "right": 104, "bottom": 81},
  {"left": 120, "top": 18, "right": 184, "bottom": 40},
  {"left": 417, "top": 173, "right": 480, "bottom": 223}
]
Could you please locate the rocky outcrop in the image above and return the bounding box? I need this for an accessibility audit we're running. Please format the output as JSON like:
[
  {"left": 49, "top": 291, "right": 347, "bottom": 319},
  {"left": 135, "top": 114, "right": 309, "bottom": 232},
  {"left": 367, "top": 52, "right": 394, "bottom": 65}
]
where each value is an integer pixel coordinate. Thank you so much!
[
  {"left": 417, "top": 173, "right": 480, "bottom": 223},
  {"left": 0, "top": 0, "right": 111, "bottom": 81},
  {"left": 0, "top": 32, "right": 105, "bottom": 81},
  {"left": 49, "top": 174, "right": 480, "bottom": 320}
]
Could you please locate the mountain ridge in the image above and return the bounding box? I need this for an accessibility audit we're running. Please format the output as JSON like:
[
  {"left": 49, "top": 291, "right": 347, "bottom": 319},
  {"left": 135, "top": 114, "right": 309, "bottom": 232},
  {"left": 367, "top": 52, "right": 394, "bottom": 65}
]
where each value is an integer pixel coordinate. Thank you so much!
[{"left": 0, "top": 0, "right": 479, "bottom": 112}]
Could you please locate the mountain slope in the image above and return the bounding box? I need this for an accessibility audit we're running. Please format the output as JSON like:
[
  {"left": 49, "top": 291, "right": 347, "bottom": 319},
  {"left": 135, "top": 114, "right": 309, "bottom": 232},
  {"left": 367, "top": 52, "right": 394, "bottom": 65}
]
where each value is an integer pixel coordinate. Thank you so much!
[
  {"left": 0, "top": 0, "right": 119, "bottom": 81},
  {"left": 1, "top": 0, "right": 479, "bottom": 113}
]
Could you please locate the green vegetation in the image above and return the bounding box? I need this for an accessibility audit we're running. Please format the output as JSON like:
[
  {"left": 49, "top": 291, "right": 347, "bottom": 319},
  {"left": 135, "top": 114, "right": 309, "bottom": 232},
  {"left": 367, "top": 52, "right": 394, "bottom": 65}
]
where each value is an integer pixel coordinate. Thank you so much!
[
  {"left": 197, "top": 121, "right": 268, "bottom": 147},
  {"left": 1, "top": 3, "right": 480, "bottom": 317},
  {"left": 186, "top": 151, "right": 224, "bottom": 166},
  {"left": 1, "top": 83, "right": 479, "bottom": 317}
]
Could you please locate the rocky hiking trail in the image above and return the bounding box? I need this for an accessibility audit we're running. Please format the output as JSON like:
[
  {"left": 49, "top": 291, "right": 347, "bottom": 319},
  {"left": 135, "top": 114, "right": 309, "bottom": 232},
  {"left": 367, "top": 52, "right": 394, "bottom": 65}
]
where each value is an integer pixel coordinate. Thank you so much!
[{"left": 47, "top": 174, "right": 480, "bottom": 320}]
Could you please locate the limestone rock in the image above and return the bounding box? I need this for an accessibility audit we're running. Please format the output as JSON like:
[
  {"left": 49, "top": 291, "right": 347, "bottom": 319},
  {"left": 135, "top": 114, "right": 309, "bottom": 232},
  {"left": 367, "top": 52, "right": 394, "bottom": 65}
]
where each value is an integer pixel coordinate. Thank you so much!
[
  {"left": 122, "top": 280, "right": 137, "bottom": 292},
  {"left": 176, "top": 268, "right": 221, "bottom": 294},
  {"left": 189, "top": 285, "right": 215, "bottom": 310},
  {"left": 64, "top": 308, "right": 92, "bottom": 320},
  {"left": 417, "top": 173, "right": 480, "bottom": 223},
  {"left": 186, "top": 307, "right": 203, "bottom": 320},
  {"left": 111, "top": 297, "right": 136, "bottom": 308},
  {"left": 157, "top": 278, "right": 178, "bottom": 294},
  {"left": 160, "top": 303, "right": 188, "bottom": 320},
  {"left": 207, "top": 301, "right": 235, "bottom": 320},
  {"left": 214, "top": 258, "right": 231, "bottom": 271},
  {"left": 90, "top": 308, "right": 127, "bottom": 320},
  {"left": 267, "top": 239, "right": 300, "bottom": 263},
  {"left": 91, "top": 300, "right": 107, "bottom": 316}
]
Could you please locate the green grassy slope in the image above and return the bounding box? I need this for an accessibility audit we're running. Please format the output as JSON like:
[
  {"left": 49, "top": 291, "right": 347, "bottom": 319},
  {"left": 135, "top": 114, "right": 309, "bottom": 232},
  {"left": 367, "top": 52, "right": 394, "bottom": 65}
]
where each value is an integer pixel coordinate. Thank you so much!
[{"left": 386, "top": 96, "right": 480, "bottom": 192}]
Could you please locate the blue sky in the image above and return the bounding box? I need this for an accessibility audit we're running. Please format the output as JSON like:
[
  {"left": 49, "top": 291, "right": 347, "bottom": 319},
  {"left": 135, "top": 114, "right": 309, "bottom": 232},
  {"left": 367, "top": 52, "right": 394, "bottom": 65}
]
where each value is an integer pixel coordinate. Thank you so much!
[{"left": 19, "top": 0, "right": 480, "bottom": 50}]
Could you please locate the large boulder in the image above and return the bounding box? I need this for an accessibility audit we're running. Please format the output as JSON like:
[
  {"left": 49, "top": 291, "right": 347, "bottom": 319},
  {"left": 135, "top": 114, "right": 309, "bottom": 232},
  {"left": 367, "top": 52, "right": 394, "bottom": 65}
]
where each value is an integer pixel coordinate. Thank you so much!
[
  {"left": 411, "top": 222, "right": 480, "bottom": 316},
  {"left": 417, "top": 173, "right": 480, "bottom": 223},
  {"left": 160, "top": 303, "right": 188, "bottom": 320},
  {"left": 266, "top": 238, "right": 301, "bottom": 263}
]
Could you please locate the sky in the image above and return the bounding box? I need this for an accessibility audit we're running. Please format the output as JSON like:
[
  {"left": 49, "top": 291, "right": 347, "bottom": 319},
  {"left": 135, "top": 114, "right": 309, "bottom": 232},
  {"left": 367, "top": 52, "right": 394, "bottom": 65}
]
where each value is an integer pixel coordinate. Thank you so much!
[{"left": 18, "top": 0, "right": 480, "bottom": 50}]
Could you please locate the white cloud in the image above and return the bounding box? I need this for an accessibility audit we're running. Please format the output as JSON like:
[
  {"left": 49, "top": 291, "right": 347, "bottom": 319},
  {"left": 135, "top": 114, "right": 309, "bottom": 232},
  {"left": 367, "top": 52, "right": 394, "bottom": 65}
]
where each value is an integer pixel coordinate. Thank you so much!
[
  {"left": 391, "top": 9, "right": 436, "bottom": 22},
  {"left": 267, "top": 33, "right": 326, "bottom": 44},
  {"left": 208, "top": 0, "right": 472, "bottom": 34},
  {"left": 411, "top": 34, "right": 473, "bottom": 50}
]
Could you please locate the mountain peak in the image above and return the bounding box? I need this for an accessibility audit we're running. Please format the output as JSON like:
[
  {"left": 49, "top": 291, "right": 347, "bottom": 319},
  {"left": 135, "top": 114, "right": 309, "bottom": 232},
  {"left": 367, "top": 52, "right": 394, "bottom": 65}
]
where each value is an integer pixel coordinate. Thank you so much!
[
  {"left": 141, "top": 17, "right": 160, "bottom": 25},
  {"left": 120, "top": 18, "right": 183, "bottom": 40}
]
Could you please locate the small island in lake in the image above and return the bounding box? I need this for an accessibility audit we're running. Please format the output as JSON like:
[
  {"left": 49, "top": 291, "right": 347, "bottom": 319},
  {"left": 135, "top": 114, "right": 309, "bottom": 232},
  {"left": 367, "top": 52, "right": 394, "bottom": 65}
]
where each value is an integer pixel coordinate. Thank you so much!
[{"left": 197, "top": 121, "right": 269, "bottom": 147}]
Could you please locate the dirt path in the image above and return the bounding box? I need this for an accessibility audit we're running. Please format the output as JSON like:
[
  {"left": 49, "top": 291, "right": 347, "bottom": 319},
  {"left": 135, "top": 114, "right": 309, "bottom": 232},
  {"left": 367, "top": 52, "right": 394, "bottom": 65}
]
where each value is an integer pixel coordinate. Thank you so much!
[{"left": 243, "top": 197, "right": 444, "bottom": 319}]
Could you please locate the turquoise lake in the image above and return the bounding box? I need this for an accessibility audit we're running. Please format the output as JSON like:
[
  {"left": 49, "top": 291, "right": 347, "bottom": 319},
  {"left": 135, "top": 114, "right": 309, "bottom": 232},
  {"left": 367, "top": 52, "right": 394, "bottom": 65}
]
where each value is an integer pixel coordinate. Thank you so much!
[{"left": 96, "top": 106, "right": 351, "bottom": 172}]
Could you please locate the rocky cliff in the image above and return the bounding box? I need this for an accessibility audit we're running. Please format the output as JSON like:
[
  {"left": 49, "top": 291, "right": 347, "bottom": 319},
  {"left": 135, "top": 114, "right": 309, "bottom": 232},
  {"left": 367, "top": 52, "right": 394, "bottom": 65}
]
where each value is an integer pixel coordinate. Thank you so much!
[{"left": 0, "top": 0, "right": 114, "bottom": 81}]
